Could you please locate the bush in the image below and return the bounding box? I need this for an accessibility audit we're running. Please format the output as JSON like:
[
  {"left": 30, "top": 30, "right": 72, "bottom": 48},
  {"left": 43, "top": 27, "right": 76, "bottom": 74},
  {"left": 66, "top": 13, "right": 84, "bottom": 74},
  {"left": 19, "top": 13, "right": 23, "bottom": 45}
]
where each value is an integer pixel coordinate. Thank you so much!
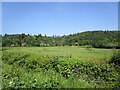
[{"left": 109, "top": 50, "right": 120, "bottom": 66}]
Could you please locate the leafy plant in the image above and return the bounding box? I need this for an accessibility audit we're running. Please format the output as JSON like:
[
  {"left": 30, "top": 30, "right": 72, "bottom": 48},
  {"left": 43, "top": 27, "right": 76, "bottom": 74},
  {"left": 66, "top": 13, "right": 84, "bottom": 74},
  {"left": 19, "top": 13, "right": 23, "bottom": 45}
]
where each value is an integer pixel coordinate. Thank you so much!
[{"left": 109, "top": 50, "right": 120, "bottom": 66}]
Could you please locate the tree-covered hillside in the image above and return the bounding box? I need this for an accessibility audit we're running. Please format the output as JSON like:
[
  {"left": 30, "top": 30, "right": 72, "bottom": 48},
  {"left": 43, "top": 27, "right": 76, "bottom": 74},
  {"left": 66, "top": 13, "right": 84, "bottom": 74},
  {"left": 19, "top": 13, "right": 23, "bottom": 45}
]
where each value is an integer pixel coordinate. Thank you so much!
[{"left": 2, "top": 30, "right": 120, "bottom": 48}]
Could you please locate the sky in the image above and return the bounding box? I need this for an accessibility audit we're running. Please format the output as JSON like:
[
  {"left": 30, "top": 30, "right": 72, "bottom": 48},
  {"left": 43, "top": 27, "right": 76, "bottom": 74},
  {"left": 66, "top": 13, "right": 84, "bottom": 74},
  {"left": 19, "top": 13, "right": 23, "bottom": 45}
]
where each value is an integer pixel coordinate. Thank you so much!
[{"left": 2, "top": 2, "right": 118, "bottom": 36}]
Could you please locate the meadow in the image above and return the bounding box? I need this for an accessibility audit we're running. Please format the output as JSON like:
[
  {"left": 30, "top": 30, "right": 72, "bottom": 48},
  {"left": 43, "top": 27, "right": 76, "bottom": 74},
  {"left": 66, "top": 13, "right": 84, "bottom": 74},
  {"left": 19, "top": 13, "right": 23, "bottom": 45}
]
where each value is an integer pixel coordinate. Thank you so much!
[
  {"left": 3, "top": 46, "right": 114, "bottom": 59},
  {"left": 2, "top": 46, "right": 120, "bottom": 88}
]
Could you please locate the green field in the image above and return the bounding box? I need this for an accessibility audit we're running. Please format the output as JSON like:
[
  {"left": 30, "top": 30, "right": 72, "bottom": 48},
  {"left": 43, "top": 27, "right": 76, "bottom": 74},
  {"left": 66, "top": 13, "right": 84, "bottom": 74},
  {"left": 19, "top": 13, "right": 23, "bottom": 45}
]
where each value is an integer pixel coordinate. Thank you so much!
[
  {"left": 2, "top": 46, "right": 120, "bottom": 88},
  {"left": 3, "top": 46, "right": 114, "bottom": 59}
]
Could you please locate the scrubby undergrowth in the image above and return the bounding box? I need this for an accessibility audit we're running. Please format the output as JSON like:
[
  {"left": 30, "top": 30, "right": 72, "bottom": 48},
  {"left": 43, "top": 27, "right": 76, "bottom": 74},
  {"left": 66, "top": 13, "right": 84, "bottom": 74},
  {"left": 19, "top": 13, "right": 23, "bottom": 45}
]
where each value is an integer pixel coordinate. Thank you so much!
[{"left": 2, "top": 50, "right": 120, "bottom": 88}]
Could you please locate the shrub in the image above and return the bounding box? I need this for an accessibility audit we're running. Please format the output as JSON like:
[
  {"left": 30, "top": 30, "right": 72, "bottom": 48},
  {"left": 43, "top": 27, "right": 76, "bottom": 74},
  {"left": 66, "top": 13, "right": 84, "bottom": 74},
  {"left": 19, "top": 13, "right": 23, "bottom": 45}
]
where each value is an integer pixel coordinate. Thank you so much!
[
  {"left": 109, "top": 50, "right": 120, "bottom": 66},
  {"left": 2, "top": 51, "right": 120, "bottom": 88}
]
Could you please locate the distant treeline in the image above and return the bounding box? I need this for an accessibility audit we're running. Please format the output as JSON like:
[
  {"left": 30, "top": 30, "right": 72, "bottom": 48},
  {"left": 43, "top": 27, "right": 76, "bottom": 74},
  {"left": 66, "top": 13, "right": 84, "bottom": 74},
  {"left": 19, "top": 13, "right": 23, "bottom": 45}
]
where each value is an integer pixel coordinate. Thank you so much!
[{"left": 2, "top": 30, "right": 120, "bottom": 48}]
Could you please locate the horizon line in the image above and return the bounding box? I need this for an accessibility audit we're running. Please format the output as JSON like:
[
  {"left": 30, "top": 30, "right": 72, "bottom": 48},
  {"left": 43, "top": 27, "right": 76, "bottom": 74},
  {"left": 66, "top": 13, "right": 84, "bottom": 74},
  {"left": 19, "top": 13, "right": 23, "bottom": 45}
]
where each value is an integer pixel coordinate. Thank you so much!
[{"left": 2, "top": 29, "right": 119, "bottom": 37}]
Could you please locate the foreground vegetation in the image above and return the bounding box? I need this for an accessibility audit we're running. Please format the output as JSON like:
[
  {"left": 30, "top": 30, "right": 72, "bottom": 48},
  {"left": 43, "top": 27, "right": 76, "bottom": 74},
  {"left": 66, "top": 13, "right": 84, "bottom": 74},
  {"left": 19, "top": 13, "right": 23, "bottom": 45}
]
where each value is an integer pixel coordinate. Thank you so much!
[{"left": 2, "top": 47, "right": 120, "bottom": 88}]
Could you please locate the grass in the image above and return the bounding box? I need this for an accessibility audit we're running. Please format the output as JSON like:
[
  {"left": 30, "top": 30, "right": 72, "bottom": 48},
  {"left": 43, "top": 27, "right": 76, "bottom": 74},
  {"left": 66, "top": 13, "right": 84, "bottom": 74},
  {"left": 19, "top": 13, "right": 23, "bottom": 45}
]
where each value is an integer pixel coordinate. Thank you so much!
[
  {"left": 2, "top": 46, "right": 120, "bottom": 88},
  {"left": 3, "top": 46, "right": 114, "bottom": 60}
]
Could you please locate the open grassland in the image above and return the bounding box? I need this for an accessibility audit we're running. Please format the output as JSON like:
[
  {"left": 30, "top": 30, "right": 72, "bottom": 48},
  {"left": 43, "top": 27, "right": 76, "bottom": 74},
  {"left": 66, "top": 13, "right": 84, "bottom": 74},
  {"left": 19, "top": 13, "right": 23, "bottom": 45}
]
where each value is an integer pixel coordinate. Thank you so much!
[
  {"left": 3, "top": 46, "right": 114, "bottom": 59},
  {"left": 2, "top": 46, "right": 120, "bottom": 88}
]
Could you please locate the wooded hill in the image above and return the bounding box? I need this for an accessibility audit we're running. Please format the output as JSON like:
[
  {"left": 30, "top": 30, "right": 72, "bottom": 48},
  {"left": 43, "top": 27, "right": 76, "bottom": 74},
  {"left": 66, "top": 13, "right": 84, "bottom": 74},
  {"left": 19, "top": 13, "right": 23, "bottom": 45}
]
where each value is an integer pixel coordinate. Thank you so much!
[{"left": 2, "top": 30, "right": 120, "bottom": 48}]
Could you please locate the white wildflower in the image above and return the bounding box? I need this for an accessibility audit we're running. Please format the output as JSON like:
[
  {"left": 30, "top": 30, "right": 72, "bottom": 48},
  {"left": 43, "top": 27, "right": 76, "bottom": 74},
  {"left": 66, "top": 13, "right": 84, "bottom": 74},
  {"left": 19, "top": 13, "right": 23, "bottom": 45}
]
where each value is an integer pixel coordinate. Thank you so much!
[{"left": 9, "top": 81, "right": 12, "bottom": 84}]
